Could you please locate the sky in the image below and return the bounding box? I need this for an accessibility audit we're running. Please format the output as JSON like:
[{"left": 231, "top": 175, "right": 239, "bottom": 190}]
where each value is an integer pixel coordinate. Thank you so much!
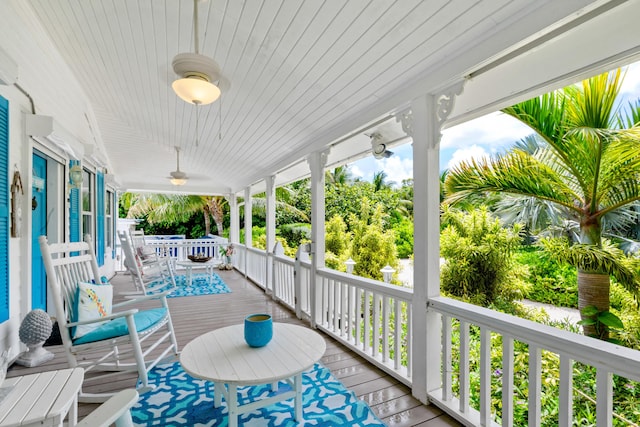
[{"left": 348, "top": 61, "right": 640, "bottom": 187}]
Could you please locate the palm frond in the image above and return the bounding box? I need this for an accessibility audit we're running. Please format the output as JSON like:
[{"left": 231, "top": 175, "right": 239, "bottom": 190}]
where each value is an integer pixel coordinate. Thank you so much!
[{"left": 445, "top": 151, "right": 580, "bottom": 212}]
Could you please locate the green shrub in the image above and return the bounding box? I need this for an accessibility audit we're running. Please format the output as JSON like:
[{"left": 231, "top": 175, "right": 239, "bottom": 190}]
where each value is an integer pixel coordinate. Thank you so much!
[
  {"left": 278, "top": 223, "right": 311, "bottom": 248},
  {"left": 514, "top": 246, "right": 577, "bottom": 307},
  {"left": 325, "top": 215, "right": 349, "bottom": 256},
  {"left": 349, "top": 200, "right": 398, "bottom": 281},
  {"left": 392, "top": 217, "right": 413, "bottom": 258},
  {"left": 440, "top": 207, "right": 529, "bottom": 305}
]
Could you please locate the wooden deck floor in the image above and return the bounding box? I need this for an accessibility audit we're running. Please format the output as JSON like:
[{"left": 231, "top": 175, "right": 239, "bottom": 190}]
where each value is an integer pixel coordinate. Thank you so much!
[{"left": 7, "top": 268, "right": 461, "bottom": 426}]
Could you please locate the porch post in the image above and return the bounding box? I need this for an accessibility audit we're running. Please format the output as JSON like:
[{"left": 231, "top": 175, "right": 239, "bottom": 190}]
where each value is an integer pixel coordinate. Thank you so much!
[
  {"left": 307, "top": 149, "right": 329, "bottom": 328},
  {"left": 227, "top": 192, "right": 239, "bottom": 244},
  {"left": 243, "top": 187, "right": 252, "bottom": 248},
  {"left": 406, "top": 81, "right": 463, "bottom": 404},
  {"left": 244, "top": 187, "right": 252, "bottom": 278},
  {"left": 265, "top": 175, "right": 276, "bottom": 294}
]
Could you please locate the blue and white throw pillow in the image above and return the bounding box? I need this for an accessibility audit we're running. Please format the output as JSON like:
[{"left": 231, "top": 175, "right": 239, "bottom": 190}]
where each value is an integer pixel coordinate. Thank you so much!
[{"left": 73, "top": 282, "right": 113, "bottom": 339}]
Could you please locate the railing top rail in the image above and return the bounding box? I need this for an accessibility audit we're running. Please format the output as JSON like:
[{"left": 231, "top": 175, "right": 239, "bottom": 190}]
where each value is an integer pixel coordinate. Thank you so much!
[
  {"left": 272, "top": 254, "right": 295, "bottom": 266},
  {"left": 430, "top": 296, "right": 640, "bottom": 381},
  {"left": 244, "top": 246, "right": 267, "bottom": 255},
  {"left": 145, "top": 238, "right": 226, "bottom": 246},
  {"left": 317, "top": 267, "right": 413, "bottom": 300}
]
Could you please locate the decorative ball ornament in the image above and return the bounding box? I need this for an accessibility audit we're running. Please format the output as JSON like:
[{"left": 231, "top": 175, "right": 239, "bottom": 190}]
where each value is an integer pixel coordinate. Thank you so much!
[{"left": 15, "top": 309, "right": 55, "bottom": 367}]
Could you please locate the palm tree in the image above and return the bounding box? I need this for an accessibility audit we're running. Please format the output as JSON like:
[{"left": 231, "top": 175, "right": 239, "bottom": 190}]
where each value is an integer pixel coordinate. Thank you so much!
[
  {"left": 326, "top": 165, "right": 353, "bottom": 185},
  {"left": 372, "top": 171, "right": 389, "bottom": 192},
  {"left": 126, "top": 194, "right": 226, "bottom": 236},
  {"left": 249, "top": 185, "right": 309, "bottom": 224},
  {"left": 445, "top": 69, "right": 640, "bottom": 338}
]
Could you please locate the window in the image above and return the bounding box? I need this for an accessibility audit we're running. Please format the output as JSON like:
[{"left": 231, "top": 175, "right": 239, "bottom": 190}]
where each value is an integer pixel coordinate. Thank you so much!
[
  {"left": 81, "top": 169, "right": 93, "bottom": 241},
  {"left": 106, "top": 190, "right": 113, "bottom": 250}
]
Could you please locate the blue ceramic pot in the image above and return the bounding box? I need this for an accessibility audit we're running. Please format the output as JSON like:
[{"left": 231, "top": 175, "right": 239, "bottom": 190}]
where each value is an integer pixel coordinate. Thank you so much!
[{"left": 244, "top": 314, "right": 273, "bottom": 348}]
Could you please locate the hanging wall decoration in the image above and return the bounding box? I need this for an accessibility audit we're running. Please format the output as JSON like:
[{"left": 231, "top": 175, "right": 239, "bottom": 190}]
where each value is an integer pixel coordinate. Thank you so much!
[{"left": 11, "top": 169, "right": 23, "bottom": 237}]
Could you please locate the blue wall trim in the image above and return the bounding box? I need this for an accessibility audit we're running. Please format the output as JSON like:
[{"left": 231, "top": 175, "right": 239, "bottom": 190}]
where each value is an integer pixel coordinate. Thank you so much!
[
  {"left": 96, "top": 171, "right": 105, "bottom": 266},
  {"left": 0, "top": 96, "right": 9, "bottom": 322}
]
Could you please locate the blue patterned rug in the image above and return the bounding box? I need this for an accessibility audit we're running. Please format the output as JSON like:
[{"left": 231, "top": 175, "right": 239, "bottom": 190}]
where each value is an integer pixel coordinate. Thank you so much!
[
  {"left": 132, "top": 362, "right": 386, "bottom": 426},
  {"left": 152, "top": 273, "right": 231, "bottom": 298}
]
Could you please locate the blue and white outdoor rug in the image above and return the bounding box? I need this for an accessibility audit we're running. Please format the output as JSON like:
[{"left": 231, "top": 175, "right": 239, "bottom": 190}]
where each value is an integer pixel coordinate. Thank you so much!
[
  {"left": 131, "top": 362, "right": 386, "bottom": 426},
  {"left": 154, "top": 273, "right": 231, "bottom": 298}
]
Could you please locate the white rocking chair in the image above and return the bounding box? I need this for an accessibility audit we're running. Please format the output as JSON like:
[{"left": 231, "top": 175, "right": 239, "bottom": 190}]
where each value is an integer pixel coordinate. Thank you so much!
[
  {"left": 39, "top": 235, "right": 179, "bottom": 403},
  {"left": 118, "top": 230, "right": 176, "bottom": 296},
  {"left": 76, "top": 389, "right": 138, "bottom": 427}
]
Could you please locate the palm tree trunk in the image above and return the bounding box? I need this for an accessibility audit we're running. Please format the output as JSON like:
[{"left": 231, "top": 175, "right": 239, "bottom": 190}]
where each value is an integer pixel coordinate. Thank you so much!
[
  {"left": 577, "top": 270, "right": 610, "bottom": 339},
  {"left": 203, "top": 211, "right": 211, "bottom": 236},
  {"left": 214, "top": 219, "right": 224, "bottom": 236}
]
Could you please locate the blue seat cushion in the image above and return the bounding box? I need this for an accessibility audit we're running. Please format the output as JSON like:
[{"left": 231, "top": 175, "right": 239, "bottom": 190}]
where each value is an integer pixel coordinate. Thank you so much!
[{"left": 73, "top": 308, "right": 167, "bottom": 345}]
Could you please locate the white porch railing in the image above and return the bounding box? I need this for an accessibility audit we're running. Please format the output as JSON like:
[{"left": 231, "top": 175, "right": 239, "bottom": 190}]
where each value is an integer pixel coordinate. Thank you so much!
[
  {"left": 143, "top": 236, "right": 229, "bottom": 262},
  {"left": 121, "top": 239, "right": 640, "bottom": 425},
  {"left": 428, "top": 296, "right": 640, "bottom": 427},
  {"left": 245, "top": 246, "right": 267, "bottom": 289},
  {"left": 315, "top": 267, "right": 413, "bottom": 385}
]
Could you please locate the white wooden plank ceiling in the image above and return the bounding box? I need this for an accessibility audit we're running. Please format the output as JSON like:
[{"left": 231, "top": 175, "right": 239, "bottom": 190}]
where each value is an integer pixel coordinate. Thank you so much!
[{"left": 24, "top": 0, "right": 618, "bottom": 194}]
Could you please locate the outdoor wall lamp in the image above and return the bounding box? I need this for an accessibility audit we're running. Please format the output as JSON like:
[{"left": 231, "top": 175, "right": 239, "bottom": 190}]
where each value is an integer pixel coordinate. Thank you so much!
[{"left": 69, "top": 164, "right": 83, "bottom": 189}]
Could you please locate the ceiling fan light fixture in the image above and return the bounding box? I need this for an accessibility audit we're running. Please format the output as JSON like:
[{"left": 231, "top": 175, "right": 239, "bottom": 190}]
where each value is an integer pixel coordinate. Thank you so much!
[
  {"left": 170, "top": 177, "right": 188, "bottom": 186},
  {"left": 171, "top": 53, "right": 221, "bottom": 105},
  {"left": 172, "top": 77, "right": 220, "bottom": 105}
]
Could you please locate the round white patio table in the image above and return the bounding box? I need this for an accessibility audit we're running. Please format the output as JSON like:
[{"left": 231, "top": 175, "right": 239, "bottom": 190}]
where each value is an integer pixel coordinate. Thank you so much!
[
  {"left": 175, "top": 259, "right": 219, "bottom": 286},
  {"left": 180, "top": 322, "right": 326, "bottom": 427}
]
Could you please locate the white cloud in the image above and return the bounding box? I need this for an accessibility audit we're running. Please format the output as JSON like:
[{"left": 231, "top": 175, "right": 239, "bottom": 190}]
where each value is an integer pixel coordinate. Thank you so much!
[
  {"left": 441, "top": 112, "right": 533, "bottom": 150},
  {"left": 621, "top": 62, "right": 640, "bottom": 95},
  {"left": 350, "top": 165, "right": 367, "bottom": 180},
  {"left": 447, "top": 145, "right": 490, "bottom": 170},
  {"left": 375, "top": 156, "right": 413, "bottom": 186}
]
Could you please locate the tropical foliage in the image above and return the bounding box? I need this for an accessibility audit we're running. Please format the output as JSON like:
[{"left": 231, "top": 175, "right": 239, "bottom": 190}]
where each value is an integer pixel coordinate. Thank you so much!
[
  {"left": 440, "top": 207, "right": 528, "bottom": 305},
  {"left": 445, "top": 69, "right": 640, "bottom": 338}
]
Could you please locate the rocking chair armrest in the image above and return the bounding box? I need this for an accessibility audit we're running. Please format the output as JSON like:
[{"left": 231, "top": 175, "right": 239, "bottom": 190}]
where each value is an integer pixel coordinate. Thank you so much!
[
  {"left": 66, "top": 309, "right": 139, "bottom": 327},
  {"left": 113, "top": 291, "right": 171, "bottom": 308}
]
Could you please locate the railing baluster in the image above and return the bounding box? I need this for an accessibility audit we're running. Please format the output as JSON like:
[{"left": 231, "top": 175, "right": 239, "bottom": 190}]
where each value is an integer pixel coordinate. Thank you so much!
[
  {"left": 406, "top": 301, "right": 412, "bottom": 380},
  {"left": 442, "top": 314, "right": 452, "bottom": 402},
  {"left": 558, "top": 354, "right": 573, "bottom": 427},
  {"left": 355, "top": 288, "right": 362, "bottom": 348},
  {"left": 502, "top": 335, "right": 514, "bottom": 427},
  {"left": 480, "top": 327, "right": 491, "bottom": 426},
  {"left": 322, "top": 278, "right": 329, "bottom": 327},
  {"left": 341, "top": 282, "right": 348, "bottom": 339},
  {"left": 394, "top": 298, "right": 401, "bottom": 370},
  {"left": 459, "top": 320, "right": 470, "bottom": 414},
  {"left": 373, "top": 293, "right": 381, "bottom": 359},
  {"left": 382, "top": 296, "right": 390, "bottom": 363},
  {"left": 528, "top": 344, "right": 542, "bottom": 427},
  {"left": 333, "top": 279, "right": 340, "bottom": 332},
  {"left": 596, "top": 368, "right": 613, "bottom": 427},
  {"left": 364, "top": 290, "right": 372, "bottom": 354},
  {"left": 347, "top": 284, "right": 357, "bottom": 343}
]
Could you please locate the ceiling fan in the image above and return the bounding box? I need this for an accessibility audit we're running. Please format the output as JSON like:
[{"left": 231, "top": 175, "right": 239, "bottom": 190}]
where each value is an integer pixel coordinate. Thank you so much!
[
  {"left": 168, "top": 147, "right": 188, "bottom": 186},
  {"left": 171, "top": 0, "right": 224, "bottom": 106}
]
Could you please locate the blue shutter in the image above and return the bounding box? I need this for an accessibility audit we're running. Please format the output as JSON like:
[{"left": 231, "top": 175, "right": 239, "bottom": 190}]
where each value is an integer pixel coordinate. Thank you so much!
[
  {"left": 111, "top": 192, "right": 116, "bottom": 259},
  {"left": 96, "top": 171, "right": 105, "bottom": 266},
  {"left": 0, "top": 96, "right": 9, "bottom": 323},
  {"left": 69, "top": 159, "right": 80, "bottom": 245}
]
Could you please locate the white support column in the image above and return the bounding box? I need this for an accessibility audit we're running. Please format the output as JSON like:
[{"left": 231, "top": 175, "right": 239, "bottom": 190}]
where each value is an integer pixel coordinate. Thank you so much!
[
  {"left": 227, "top": 192, "right": 239, "bottom": 244},
  {"left": 404, "top": 81, "right": 463, "bottom": 404},
  {"left": 265, "top": 175, "right": 276, "bottom": 294},
  {"left": 307, "top": 149, "right": 329, "bottom": 328},
  {"left": 243, "top": 187, "right": 252, "bottom": 248},
  {"left": 244, "top": 187, "right": 252, "bottom": 278}
]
